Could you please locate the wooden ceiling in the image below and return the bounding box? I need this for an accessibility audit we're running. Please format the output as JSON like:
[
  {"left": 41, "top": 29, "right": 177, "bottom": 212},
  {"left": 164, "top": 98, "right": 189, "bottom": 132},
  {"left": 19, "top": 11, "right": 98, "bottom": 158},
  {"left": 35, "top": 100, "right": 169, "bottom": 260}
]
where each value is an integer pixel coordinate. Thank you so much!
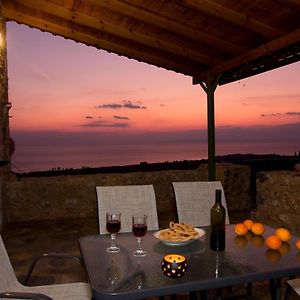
[{"left": 3, "top": 0, "right": 300, "bottom": 85}]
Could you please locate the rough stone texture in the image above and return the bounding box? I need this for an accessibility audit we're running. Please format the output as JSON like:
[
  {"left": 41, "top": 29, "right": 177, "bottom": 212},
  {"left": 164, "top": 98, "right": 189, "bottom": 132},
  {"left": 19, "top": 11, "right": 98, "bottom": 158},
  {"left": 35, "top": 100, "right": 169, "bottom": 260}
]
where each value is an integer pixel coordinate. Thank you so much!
[
  {"left": 0, "top": 1, "right": 9, "bottom": 230},
  {"left": 0, "top": 176, "right": 2, "bottom": 229},
  {"left": 256, "top": 170, "right": 300, "bottom": 236},
  {"left": 3, "top": 163, "right": 252, "bottom": 228}
]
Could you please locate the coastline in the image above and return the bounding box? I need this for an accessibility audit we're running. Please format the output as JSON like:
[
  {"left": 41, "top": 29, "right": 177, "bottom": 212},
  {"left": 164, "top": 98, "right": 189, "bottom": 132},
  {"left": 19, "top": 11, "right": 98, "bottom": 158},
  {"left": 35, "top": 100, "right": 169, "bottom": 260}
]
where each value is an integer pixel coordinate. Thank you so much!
[{"left": 15, "top": 153, "right": 300, "bottom": 177}]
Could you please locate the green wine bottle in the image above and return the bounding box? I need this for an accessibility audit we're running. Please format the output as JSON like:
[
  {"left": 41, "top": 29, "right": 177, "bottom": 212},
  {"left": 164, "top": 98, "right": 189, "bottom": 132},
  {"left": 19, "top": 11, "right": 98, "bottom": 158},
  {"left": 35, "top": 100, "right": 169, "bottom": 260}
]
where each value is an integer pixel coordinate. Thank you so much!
[{"left": 210, "top": 189, "right": 226, "bottom": 251}]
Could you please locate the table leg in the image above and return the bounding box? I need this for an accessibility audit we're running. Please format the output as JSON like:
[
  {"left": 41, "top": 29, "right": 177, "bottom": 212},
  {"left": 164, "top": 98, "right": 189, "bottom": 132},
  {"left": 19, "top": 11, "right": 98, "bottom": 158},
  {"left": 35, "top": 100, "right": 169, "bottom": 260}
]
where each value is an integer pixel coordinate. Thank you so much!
[
  {"left": 246, "top": 282, "right": 252, "bottom": 296},
  {"left": 269, "top": 278, "right": 281, "bottom": 300},
  {"left": 284, "top": 285, "right": 292, "bottom": 300},
  {"left": 189, "top": 291, "right": 198, "bottom": 300},
  {"left": 199, "top": 290, "right": 207, "bottom": 300},
  {"left": 216, "top": 288, "right": 222, "bottom": 300}
]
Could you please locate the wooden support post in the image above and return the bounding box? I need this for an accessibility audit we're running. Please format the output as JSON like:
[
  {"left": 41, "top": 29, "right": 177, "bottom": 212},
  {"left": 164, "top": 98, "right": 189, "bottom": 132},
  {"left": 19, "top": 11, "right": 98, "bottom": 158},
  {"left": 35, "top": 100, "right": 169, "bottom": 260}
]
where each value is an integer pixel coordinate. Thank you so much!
[{"left": 200, "top": 75, "right": 220, "bottom": 181}]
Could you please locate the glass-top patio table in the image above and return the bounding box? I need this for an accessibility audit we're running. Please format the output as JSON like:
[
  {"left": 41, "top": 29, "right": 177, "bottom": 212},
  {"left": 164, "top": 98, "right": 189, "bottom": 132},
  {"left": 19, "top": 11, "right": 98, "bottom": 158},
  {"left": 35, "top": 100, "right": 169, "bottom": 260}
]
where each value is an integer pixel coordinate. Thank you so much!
[{"left": 79, "top": 225, "right": 300, "bottom": 300}]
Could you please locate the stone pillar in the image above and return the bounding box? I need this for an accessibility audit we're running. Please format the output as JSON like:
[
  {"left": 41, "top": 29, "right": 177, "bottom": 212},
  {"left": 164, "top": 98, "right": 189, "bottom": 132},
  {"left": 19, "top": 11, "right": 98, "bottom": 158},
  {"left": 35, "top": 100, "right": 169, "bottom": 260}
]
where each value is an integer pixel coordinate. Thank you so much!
[{"left": 0, "top": 0, "right": 11, "bottom": 229}]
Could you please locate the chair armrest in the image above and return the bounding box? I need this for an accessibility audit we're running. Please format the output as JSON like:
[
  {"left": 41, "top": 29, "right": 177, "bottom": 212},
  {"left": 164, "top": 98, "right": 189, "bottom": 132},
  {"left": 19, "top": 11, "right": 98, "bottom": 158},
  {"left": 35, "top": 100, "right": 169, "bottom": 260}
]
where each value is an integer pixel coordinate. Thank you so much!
[
  {"left": 23, "top": 253, "right": 83, "bottom": 286},
  {"left": 0, "top": 291, "right": 53, "bottom": 300}
]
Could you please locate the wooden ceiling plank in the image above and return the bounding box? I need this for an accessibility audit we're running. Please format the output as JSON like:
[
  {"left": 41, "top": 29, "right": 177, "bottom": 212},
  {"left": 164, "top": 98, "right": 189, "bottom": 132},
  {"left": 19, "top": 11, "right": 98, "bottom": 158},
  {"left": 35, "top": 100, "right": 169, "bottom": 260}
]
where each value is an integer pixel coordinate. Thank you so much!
[
  {"left": 3, "top": 0, "right": 300, "bottom": 85},
  {"left": 210, "top": 27, "right": 300, "bottom": 76},
  {"left": 87, "top": 0, "right": 247, "bottom": 55},
  {"left": 6, "top": 0, "right": 221, "bottom": 66},
  {"left": 184, "top": 0, "right": 284, "bottom": 39},
  {"left": 3, "top": 6, "right": 200, "bottom": 77},
  {"left": 275, "top": 0, "right": 300, "bottom": 11}
]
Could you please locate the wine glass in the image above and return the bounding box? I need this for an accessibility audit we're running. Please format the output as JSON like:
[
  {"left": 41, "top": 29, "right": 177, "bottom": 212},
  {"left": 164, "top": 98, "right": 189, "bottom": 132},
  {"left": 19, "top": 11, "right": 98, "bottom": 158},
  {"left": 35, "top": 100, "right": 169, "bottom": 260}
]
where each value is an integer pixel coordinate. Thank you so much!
[
  {"left": 132, "top": 215, "right": 147, "bottom": 257},
  {"left": 106, "top": 212, "right": 121, "bottom": 253}
]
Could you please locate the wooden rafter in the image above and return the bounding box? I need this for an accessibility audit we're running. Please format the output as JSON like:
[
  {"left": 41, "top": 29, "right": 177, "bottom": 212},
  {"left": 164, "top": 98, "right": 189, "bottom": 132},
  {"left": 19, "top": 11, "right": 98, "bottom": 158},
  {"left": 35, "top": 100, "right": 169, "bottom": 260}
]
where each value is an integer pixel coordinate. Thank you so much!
[
  {"left": 7, "top": 0, "right": 221, "bottom": 67},
  {"left": 87, "top": 0, "right": 247, "bottom": 55},
  {"left": 275, "top": 0, "right": 300, "bottom": 11},
  {"left": 184, "top": 0, "right": 284, "bottom": 39},
  {"left": 210, "top": 27, "right": 300, "bottom": 76},
  {"left": 3, "top": 4, "right": 200, "bottom": 77},
  {"left": 2, "top": 0, "right": 300, "bottom": 84}
]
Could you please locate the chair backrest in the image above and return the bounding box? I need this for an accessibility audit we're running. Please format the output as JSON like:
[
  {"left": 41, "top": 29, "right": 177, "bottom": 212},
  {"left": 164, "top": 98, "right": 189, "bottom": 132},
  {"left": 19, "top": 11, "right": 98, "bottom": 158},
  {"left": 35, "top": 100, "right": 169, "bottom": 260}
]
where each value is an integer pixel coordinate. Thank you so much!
[
  {"left": 287, "top": 278, "right": 300, "bottom": 296},
  {"left": 172, "top": 181, "right": 230, "bottom": 227},
  {"left": 96, "top": 185, "right": 159, "bottom": 234},
  {"left": 0, "top": 234, "right": 21, "bottom": 291}
]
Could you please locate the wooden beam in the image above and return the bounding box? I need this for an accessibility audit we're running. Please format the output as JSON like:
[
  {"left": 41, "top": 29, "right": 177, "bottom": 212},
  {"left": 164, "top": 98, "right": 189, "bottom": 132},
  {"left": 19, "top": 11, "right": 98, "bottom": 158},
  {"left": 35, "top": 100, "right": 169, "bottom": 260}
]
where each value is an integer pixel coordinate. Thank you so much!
[
  {"left": 87, "top": 0, "right": 247, "bottom": 55},
  {"left": 200, "top": 75, "right": 220, "bottom": 181},
  {"left": 275, "top": 0, "right": 300, "bottom": 11},
  {"left": 6, "top": 0, "right": 221, "bottom": 66},
  {"left": 209, "top": 27, "right": 300, "bottom": 76},
  {"left": 3, "top": 5, "right": 199, "bottom": 77},
  {"left": 184, "top": 0, "right": 284, "bottom": 39}
]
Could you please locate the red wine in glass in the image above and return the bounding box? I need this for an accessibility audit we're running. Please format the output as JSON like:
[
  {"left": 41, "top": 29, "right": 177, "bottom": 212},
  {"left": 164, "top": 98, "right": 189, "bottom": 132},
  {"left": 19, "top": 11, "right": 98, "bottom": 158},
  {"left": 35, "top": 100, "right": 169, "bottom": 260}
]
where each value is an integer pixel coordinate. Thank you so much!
[
  {"left": 132, "top": 215, "right": 147, "bottom": 257},
  {"left": 106, "top": 212, "right": 121, "bottom": 253},
  {"left": 106, "top": 220, "right": 121, "bottom": 234},
  {"left": 133, "top": 223, "right": 147, "bottom": 237}
]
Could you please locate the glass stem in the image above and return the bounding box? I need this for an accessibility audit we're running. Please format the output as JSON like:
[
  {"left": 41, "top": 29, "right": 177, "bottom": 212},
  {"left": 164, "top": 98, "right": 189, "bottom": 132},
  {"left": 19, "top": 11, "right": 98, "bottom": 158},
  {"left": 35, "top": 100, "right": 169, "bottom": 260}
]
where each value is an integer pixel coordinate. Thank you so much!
[
  {"left": 137, "top": 237, "right": 143, "bottom": 251},
  {"left": 111, "top": 233, "right": 116, "bottom": 248}
]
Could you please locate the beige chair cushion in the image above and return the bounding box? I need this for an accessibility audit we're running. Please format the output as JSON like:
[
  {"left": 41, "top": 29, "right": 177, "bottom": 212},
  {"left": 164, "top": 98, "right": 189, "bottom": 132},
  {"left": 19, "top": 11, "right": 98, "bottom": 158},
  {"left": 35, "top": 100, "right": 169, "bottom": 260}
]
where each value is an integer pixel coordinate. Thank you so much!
[
  {"left": 96, "top": 185, "right": 159, "bottom": 234},
  {"left": 172, "top": 181, "right": 230, "bottom": 227}
]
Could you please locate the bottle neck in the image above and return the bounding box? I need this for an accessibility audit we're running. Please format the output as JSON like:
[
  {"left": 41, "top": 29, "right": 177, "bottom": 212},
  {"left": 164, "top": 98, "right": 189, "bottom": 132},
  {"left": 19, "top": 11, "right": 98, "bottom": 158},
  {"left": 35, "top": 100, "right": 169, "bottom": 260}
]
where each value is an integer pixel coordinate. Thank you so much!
[
  {"left": 215, "top": 189, "right": 222, "bottom": 205},
  {"left": 215, "top": 198, "right": 222, "bottom": 205}
]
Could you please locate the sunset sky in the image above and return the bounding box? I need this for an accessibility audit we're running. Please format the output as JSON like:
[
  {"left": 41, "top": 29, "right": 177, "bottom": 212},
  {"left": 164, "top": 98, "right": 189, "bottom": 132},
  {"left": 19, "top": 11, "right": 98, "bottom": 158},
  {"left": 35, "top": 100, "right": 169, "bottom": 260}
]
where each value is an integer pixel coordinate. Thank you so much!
[{"left": 5, "top": 22, "right": 300, "bottom": 171}]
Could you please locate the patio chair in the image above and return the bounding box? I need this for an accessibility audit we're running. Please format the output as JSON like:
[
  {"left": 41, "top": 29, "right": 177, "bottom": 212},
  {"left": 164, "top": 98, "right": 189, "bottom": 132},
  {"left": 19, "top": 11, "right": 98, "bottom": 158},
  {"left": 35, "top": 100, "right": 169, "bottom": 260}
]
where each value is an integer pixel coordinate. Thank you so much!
[
  {"left": 0, "top": 234, "right": 91, "bottom": 300},
  {"left": 285, "top": 278, "right": 300, "bottom": 298},
  {"left": 172, "top": 181, "right": 252, "bottom": 300},
  {"left": 96, "top": 184, "right": 159, "bottom": 234},
  {"left": 172, "top": 181, "right": 230, "bottom": 226}
]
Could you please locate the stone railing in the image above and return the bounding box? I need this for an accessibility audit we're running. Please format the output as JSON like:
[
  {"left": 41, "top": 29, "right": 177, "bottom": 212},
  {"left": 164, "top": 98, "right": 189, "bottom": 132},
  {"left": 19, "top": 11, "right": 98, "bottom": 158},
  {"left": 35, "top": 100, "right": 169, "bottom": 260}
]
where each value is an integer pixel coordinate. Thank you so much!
[
  {"left": 2, "top": 163, "right": 252, "bottom": 228},
  {"left": 256, "top": 170, "right": 300, "bottom": 236}
]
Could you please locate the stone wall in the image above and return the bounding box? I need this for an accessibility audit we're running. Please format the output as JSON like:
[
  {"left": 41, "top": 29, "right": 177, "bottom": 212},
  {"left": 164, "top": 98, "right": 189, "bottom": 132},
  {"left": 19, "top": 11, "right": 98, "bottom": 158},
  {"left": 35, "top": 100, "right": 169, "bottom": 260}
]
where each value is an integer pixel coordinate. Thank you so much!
[
  {"left": 3, "top": 163, "right": 252, "bottom": 228},
  {"left": 0, "top": 176, "right": 2, "bottom": 229},
  {"left": 0, "top": 1, "right": 10, "bottom": 230},
  {"left": 256, "top": 170, "right": 300, "bottom": 236}
]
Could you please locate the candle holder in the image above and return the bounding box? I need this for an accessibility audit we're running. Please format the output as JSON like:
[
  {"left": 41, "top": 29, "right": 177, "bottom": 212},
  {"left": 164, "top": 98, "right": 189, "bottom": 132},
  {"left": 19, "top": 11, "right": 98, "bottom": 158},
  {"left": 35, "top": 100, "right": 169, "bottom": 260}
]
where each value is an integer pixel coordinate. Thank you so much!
[{"left": 161, "top": 254, "right": 187, "bottom": 278}]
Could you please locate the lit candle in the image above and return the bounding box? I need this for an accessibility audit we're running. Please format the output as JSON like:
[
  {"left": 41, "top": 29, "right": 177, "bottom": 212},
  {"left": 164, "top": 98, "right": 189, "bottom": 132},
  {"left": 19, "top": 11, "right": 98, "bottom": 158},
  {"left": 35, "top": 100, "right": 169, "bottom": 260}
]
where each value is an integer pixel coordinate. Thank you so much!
[{"left": 161, "top": 254, "right": 187, "bottom": 278}]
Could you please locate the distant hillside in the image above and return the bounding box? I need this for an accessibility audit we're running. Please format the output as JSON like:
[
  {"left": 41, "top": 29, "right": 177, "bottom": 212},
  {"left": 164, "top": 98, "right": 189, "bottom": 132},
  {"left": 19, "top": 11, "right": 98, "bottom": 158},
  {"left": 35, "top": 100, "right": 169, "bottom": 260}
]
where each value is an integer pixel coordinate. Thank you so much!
[{"left": 15, "top": 153, "right": 300, "bottom": 178}]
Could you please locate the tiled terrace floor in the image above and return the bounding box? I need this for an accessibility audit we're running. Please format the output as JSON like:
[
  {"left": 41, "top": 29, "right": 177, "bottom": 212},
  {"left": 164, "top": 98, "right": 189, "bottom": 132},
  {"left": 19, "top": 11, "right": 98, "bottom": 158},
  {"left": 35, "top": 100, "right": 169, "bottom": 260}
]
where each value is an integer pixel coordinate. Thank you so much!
[{"left": 1, "top": 218, "right": 299, "bottom": 299}]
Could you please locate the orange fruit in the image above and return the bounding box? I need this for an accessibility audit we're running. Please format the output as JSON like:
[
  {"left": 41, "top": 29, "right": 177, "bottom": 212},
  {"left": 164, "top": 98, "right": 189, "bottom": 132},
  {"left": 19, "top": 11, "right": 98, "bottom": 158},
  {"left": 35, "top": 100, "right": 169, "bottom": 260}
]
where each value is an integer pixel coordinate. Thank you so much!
[
  {"left": 251, "top": 223, "right": 265, "bottom": 235},
  {"left": 265, "top": 249, "right": 281, "bottom": 262},
  {"left": 234, "top": 223, "right": 248, "bottom": 236},
  {"left": 296, "top": 240, "right": 300, "bottom": 250},
  {"left": 265, "top": 235, "right": 282, "bottom": 250},
  {"left": 275, "top": 228, "right": 291, "bottom": 242},
  {"left": 278, "top": 242, "right": 290, "bottom": 255},
  {"left": 243, "top": 219, "right": 254, "bottom": 230}
]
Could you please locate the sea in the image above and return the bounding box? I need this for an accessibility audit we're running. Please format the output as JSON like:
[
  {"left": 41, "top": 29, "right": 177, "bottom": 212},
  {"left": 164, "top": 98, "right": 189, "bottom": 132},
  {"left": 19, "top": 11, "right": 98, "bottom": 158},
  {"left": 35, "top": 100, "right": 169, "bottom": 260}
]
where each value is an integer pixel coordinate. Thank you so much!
[{"left": 10, "top": 140, "right": 300, "bottom": 173}]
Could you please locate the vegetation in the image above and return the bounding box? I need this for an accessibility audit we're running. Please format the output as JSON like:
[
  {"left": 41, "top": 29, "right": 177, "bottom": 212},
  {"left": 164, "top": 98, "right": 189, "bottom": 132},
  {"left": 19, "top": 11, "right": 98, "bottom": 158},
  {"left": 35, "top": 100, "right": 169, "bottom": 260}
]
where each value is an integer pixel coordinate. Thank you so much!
[{"left": 15, "top": 153, "right": 300, "bottom": 178}]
